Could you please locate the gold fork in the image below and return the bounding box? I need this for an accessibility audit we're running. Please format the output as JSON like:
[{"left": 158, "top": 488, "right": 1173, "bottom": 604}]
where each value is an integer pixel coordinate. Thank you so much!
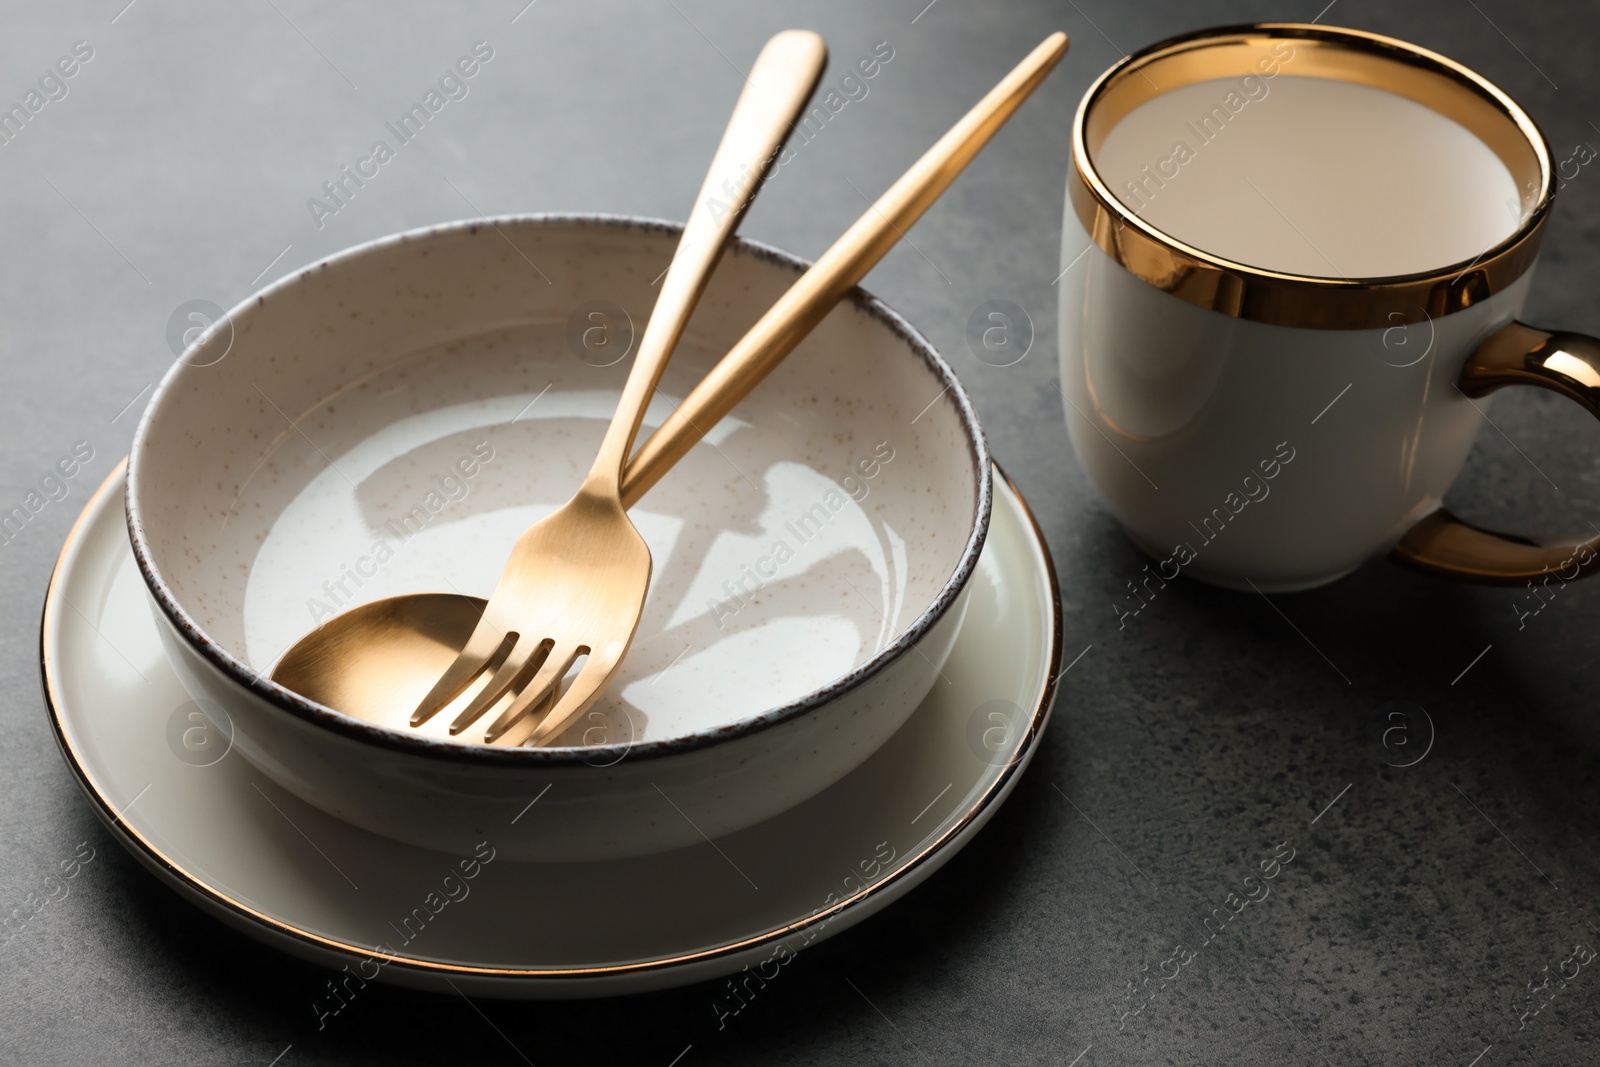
[
  {"left": 407, "top": 30, "right": 828, "bottom": 742},
  {"left": 417, "top": 31, "right": 1068, "bottom": 746}
]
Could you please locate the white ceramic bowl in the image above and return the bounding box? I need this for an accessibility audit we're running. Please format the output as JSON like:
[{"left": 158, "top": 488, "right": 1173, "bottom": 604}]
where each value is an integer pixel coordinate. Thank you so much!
[{"left": 126, "top": 214, "right": 992, "bottom": 862}]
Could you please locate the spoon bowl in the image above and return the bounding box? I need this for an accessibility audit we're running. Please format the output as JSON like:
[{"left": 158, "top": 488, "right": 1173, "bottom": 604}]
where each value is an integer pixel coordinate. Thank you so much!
[{"left": 270, "top": 593, "right": 485, "bottom": 742}]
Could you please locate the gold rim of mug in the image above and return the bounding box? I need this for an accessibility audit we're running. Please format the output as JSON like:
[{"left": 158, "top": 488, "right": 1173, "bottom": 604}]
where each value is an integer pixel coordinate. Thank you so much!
[{"left": 1069, "top": 22, "right": 1554, "bottom": 330}]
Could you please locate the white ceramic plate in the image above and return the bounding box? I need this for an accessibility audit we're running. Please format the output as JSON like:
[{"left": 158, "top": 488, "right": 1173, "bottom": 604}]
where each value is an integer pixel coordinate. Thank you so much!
[{"left": 41, "top": 462, "right": 1060, "bottom": 999}]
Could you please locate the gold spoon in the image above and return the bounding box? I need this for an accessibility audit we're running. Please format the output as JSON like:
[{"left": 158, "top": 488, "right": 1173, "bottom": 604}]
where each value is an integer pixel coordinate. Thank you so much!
[{"left": 272, "top": 32, "right": 1070, "bottom": 746}]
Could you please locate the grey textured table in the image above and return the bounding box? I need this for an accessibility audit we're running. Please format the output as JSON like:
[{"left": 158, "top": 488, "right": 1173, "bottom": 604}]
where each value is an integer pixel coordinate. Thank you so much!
[{"left": 3, "top": 1, "right": 1598, "bottom": 1064}]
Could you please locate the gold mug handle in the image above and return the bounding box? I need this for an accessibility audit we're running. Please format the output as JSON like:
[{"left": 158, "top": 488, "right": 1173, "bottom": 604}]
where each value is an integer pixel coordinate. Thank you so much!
[{"left": 1392, "top": 322, "right": 1600, "bottom": 583}]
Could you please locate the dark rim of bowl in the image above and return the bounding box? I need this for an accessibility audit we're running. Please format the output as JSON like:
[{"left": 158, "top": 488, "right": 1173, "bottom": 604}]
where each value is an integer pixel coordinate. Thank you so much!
[{"left": 124, "top": 213, "right": 993, "bottom": 766}]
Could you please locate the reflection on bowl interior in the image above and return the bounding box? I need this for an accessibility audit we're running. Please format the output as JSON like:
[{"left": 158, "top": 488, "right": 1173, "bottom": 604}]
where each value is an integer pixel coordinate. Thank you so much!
[{"left": 240, "top": 325, "right": 917, "bottom": 741}]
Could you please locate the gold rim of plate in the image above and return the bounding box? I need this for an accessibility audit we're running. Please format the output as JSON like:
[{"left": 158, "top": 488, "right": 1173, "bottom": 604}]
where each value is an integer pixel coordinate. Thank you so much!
[{"left": 39, "top": 458, "right": 1064, "bottom": 982}]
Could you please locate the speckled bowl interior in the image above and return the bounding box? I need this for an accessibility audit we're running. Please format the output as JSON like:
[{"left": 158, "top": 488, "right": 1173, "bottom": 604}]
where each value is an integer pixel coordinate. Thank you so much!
[{"left": 127, "top": 215, "right": 987, "bottom": 745}]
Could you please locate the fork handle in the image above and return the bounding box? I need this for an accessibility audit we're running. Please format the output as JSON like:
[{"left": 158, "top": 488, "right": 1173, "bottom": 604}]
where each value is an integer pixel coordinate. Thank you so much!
[
  {"left": 619, "top": 32, "right": 1069, "bottom": 508},
  {"left": 583, "top": 30, "right": 828, "bottom": 493}
]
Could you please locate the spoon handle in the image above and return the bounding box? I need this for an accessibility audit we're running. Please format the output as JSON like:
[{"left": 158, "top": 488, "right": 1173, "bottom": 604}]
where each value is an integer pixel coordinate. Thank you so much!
[
  {"left": 619, "top": 32, "right": 1069, "bottom": 507},
  {"left": 582, "top": 30, "right": 828, "bottom": 494}
]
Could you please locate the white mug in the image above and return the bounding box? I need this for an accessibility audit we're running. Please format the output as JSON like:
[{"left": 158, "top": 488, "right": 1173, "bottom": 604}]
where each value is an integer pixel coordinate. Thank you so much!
[{"left": 1058, "top": 23, "right": 1600, "bottom": 592}]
